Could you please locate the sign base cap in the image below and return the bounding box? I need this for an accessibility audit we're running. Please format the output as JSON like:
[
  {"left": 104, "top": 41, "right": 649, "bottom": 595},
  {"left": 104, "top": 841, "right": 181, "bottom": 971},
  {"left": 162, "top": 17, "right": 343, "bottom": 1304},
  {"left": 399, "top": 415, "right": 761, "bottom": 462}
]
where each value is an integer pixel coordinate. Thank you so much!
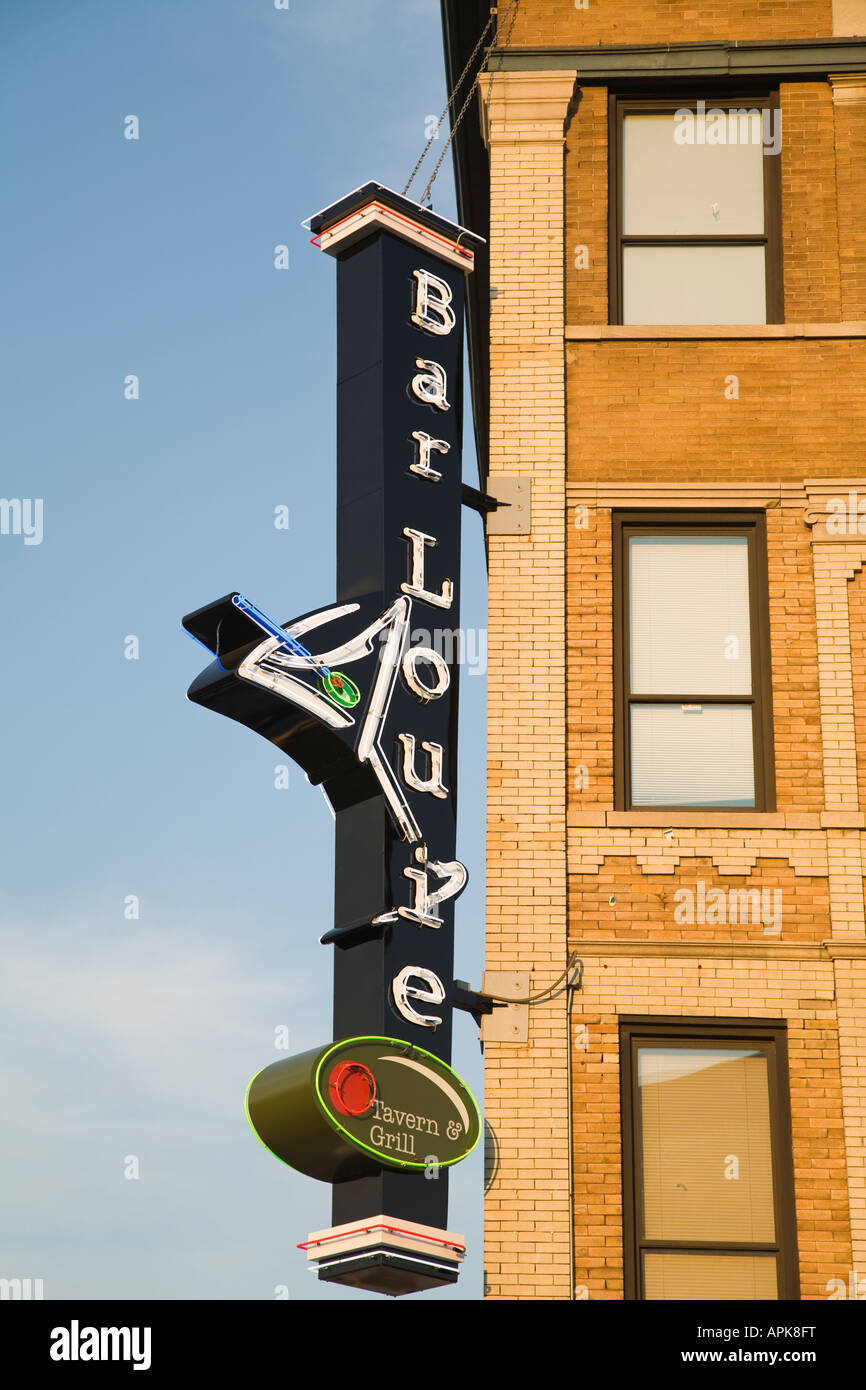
[{"left": 301, "top": 1215, "right": 466, "bottom": 1296}]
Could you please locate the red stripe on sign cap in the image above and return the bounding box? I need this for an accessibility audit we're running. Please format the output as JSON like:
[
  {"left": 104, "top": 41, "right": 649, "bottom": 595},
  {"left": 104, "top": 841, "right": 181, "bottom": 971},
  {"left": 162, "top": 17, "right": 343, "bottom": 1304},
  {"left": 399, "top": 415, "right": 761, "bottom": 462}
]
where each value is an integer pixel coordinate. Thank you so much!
[{"left": 298, "top": 1224, "right": 465, "bottom": 1253}]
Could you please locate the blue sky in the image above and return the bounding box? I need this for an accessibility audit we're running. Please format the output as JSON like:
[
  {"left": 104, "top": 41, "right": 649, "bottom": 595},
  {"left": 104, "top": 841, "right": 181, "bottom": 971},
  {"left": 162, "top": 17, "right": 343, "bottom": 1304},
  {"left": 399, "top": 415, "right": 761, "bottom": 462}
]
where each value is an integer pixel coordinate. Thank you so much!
[{"left": 0, "top": 0, "right": 488, "bottom": 1301}]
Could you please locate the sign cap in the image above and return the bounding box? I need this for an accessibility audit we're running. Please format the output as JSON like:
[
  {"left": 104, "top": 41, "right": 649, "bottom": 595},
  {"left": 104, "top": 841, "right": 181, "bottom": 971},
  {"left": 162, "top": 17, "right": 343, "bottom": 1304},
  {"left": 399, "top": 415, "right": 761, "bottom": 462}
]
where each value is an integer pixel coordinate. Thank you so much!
[{"left": 307, "top": 181, "right": 484, "bottom": 271}]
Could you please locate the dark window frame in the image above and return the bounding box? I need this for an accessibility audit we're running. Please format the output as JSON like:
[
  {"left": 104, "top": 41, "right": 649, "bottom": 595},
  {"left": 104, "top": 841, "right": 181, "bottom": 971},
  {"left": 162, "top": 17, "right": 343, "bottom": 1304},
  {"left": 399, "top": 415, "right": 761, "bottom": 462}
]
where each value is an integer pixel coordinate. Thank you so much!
[
  {"left": 612, "top": 509, "right": 776, "bottom": 812},
  {"left": 608, "top": 93, "right": 784, "bottom": 325},
  {"left": 619, "top": 1016, "right": 800, "bottom": 1301}
]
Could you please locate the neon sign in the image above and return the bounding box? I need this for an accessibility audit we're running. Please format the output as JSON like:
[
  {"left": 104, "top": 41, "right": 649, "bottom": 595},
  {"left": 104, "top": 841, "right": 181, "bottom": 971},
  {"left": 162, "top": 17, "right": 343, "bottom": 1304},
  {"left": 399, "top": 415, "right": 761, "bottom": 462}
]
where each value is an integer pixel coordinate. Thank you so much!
[{"left": 183, "top": 183, "right": 484, "bottom": 1295}]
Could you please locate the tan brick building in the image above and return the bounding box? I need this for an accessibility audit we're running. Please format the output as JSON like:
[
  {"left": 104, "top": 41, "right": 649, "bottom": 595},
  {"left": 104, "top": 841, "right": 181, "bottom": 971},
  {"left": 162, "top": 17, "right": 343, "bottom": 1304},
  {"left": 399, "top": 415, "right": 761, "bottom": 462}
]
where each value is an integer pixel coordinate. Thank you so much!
[{"left": 442, "top": 0, "right": 866, "bottom": 1299}]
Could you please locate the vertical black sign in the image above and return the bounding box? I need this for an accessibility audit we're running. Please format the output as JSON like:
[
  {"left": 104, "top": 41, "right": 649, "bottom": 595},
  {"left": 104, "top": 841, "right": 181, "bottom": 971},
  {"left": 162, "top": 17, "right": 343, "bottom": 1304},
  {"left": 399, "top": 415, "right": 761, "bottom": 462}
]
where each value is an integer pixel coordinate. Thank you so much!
[
  {"left": 182, "top": 184, "right": 482, "bottom": 1294},
  {"left": 328, "top": 195, "right": 468, "bottom": 1234}
]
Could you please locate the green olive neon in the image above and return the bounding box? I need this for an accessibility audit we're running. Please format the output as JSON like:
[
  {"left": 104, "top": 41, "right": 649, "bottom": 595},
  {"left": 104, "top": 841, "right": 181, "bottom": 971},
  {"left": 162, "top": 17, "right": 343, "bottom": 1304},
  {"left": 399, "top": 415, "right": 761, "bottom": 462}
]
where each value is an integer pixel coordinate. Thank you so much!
[{"left": 320, "top": 671, "right": 360, "bottom": 708}]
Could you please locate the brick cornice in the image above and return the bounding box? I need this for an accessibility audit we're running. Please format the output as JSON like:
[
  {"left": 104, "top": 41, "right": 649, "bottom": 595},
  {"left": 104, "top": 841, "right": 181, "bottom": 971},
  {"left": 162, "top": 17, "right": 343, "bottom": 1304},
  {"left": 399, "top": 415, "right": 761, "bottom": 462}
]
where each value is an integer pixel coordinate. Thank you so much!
[
  {"left": 482, "top": 69, "right": 579, "bottom": 147},
  {"left": 566, "top": 323, "right": 866, "bottom": 339},
  {"left": 568, "top": 938, "right": 830, "bottom": 959},
  {"left": 569, "top": 480, "right": 807, "bottom": 509},
  {"left": 490, "top": 39, "right": 866, "bottom": 80},
  {"left": 803, "top": 479, "right": 866, "bottom": 544},
  {"left": 829, "top": 71, "right": 866, "bottom": 101},
  {"left": 823, "top": 940, "right": 866, "bottom": 958}
]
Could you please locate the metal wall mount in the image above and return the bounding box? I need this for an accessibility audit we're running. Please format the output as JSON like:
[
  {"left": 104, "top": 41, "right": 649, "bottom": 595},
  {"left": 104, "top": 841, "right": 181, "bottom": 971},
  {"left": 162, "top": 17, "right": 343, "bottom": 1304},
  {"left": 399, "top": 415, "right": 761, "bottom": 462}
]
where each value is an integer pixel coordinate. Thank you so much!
[
  {"left": 485, "top": 475, "right": 531, "bottom": 535},
  {"left": 480, "top": 972, "right": 530, "bottom": 1043}
]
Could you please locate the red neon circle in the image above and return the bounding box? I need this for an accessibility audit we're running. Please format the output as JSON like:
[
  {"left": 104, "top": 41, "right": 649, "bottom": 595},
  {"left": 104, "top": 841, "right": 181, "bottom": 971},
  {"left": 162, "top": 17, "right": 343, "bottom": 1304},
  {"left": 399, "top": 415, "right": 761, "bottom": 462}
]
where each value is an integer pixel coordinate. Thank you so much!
[{"left": 328, "top": 1061, "right": 377, "bottom": 1117}]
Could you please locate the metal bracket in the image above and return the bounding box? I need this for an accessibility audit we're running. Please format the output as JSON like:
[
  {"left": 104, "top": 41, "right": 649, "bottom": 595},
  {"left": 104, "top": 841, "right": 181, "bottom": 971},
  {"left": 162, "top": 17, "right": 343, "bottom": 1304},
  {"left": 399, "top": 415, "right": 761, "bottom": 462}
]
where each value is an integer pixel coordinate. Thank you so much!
[
  {"left": 451, "top": 979, "right": 504, "bottom": 1030},
  {"left": 319, "top": 919, "right": 389, "bottom": 947},
  {"left": 461, "top": 483, "right": 501, "bottom": 516},
  {"left": 485, "top": 475, "right": 531, "bottom": 535},
  {"left": 479, "top": 971, "right": 530, "bottom": 1043}
]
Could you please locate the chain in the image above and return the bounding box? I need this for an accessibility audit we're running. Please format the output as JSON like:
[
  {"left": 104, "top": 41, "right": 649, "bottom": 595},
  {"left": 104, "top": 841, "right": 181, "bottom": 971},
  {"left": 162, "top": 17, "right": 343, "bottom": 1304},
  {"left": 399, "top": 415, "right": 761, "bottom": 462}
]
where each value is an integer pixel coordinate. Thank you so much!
[
  {"left": 485, "top": 0, "right": 521, "bottom": 117},
  {"left": 418, "top": 0, "right": 522, "bottom": 207},
  {"left": 402, "top": 9, "right": 495, "bottom": 197}
]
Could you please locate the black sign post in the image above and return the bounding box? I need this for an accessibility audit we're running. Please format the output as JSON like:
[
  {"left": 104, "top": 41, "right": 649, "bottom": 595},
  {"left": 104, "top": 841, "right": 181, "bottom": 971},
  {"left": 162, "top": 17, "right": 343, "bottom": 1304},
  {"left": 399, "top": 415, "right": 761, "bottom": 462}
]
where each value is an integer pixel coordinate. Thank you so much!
[{"left": 183, "top": 184, "right": 484, "bottom": 1296}]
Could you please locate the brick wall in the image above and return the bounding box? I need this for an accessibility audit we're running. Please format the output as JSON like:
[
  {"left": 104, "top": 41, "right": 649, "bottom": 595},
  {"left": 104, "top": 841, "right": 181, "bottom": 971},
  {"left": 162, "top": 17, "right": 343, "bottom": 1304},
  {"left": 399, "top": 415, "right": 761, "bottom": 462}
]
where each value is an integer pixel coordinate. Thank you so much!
[
  {"left": 565, "top": 85, "right": 608, "bottom": 325},
  {"left": 569, "top": 970, "right": 852, "bottom": 1301},
  {"left": 510, "top": 0, "right": 833, "bottom": 48},
  {"left": 484, "top": 69, "right": 576, "bottom": 1301},
  {"left": 566, "top": 339, "right": 866, "bottom": 476},
  {"left": 768, "top": 509, "right": 825, "bottom": 811},
  {"left": 833, "top": 81, "right": 866, "bottom": 318},
  {"left": 850, "top": 567, "right": 866, "bottom": 810},
  {"left": 781, "top": 83, "right": 842, "bottom": 322},
  {"left": 570, "top": 858, "right": 830, "bottom": 941},
  {"left": 482, "top": 14, "right": 866, "bottom": 1300}
]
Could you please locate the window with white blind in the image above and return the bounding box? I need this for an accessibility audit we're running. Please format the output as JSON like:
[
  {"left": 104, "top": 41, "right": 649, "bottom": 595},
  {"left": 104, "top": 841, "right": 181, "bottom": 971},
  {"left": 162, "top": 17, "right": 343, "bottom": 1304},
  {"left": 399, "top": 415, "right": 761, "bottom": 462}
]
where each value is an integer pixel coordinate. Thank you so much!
[
  {"left": 613, "top": 513, "right": 775, "bottom": 811},
  {"left": 611, "top": 98, "right": 783, "bottom": 325},
  {"left": 620, "top": 1019, "right": 799, "bottom": 1301}
]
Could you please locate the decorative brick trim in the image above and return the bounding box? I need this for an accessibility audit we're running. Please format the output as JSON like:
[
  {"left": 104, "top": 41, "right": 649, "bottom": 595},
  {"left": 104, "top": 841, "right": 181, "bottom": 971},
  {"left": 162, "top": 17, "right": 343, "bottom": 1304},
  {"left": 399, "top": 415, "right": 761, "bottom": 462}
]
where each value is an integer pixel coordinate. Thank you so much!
[
  {"left": 804, "top": 478, "right": 866, "bottom": 542},
  {"left": 569, "top": 938, "right": 829, "bottom": 959},
  {"left": 568, "top": 832, "right": 829, "bottom": 879},
  {"left": 575, "top": 481, "right": 806, "bottom": 510},
  {"left": 566, "top": 323, "right": 866, "bottom": 339}
]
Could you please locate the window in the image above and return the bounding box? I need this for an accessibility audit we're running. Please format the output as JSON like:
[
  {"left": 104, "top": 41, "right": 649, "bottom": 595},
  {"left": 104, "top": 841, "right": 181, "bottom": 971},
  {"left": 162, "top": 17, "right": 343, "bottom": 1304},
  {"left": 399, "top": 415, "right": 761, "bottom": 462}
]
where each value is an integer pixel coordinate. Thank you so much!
[
  {"left": 610, "top": 96, "right": 783, "bottom": 324},
  {"left": 620, "top": 1019, "right": 799, "bottom": 1301},
  {"left": 613, "top": 512, "right": 774, "bottom": 811}
]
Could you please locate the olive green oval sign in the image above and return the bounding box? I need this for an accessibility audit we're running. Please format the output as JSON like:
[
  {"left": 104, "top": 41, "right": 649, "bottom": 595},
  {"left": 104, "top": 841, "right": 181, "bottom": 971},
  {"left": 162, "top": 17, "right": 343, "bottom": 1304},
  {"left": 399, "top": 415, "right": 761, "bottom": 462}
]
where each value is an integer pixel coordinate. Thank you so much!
[
  {"left": 246, "top": 1036, "right": 481, "bottom": 1183},
  {"left": 316, "top": 1037, "right": 480, "bottom": 1169}
]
